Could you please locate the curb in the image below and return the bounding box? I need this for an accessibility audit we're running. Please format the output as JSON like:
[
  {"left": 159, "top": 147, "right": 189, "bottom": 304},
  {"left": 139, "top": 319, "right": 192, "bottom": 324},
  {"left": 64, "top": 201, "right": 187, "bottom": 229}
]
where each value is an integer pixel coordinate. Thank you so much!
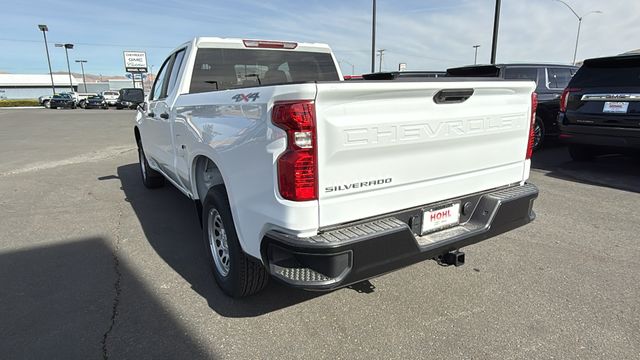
[{"left": 0, "top": 106, "right": 45, "bottom": 109}]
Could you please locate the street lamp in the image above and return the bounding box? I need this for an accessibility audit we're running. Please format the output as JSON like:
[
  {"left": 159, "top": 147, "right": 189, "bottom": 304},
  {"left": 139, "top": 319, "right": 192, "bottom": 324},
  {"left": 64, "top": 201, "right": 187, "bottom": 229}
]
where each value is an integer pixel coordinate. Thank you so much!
[
  {"left": 75, "top": 60, "right": 88, "bottom": 93},
  {"left": 55, "top": 43, "right": 74, "bottom": 92},
  {"left": 473, "top": 45, "right": 481, "bottom": 65},
  {"left": 377, "top": 49, "right": 386, "bottom": 72},
  {"left": 553, "top": 0, "right": 602, "bottom": 65},
  {"left": 339, "top": 60, "right": 355, "bottom": 75},
  {"left": 37, "top": 24, "right": 56, "bottom": 95}
]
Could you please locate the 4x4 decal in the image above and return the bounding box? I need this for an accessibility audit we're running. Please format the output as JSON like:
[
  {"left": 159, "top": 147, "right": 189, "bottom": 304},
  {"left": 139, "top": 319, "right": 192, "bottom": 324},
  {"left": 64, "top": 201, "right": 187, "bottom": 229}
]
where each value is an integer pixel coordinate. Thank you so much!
[{"left": 232, "top": 92, "right": 260, "bottom": 102}]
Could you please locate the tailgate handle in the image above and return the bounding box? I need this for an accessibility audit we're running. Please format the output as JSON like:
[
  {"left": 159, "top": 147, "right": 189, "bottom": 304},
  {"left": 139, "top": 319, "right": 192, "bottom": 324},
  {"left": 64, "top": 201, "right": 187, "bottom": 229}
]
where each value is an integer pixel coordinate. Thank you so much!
[{"left": 433, "top": 89, "right": 474, "bottom": 104}]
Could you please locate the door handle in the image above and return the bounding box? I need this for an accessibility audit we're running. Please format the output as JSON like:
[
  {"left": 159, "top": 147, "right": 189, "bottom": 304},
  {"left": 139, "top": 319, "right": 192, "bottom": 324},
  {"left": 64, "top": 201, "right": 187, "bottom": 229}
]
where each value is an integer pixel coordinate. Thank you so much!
[
  {"left": 147, "top": 112, "right": 155, "bottom": 117},
  {"left": 160, "top": 113, "right": 169, "bottom": 119},
  {"left": 433, "top": 89, "right": 474, "bottom": 104}
]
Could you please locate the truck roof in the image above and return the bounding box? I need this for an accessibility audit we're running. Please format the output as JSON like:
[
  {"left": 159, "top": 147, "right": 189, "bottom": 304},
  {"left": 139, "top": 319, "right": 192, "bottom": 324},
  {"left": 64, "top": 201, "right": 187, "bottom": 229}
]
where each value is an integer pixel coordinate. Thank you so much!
[{"left": 169, "top": 37, "right": 333, "bottom": 54}]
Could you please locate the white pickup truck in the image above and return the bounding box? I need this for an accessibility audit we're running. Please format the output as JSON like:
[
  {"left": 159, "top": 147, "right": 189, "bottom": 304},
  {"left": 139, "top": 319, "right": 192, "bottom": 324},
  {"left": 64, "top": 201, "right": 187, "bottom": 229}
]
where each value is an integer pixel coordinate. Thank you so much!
[{"left": 124, "top": 37, "right": 539, "bottom": 297}]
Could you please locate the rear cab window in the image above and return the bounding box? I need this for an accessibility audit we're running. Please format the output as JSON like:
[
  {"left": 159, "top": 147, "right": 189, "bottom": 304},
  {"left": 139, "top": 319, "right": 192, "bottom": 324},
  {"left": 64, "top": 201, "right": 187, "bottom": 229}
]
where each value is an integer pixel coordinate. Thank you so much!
[{"left": 189, "top": 48, "right": 340, "bottom": 94}]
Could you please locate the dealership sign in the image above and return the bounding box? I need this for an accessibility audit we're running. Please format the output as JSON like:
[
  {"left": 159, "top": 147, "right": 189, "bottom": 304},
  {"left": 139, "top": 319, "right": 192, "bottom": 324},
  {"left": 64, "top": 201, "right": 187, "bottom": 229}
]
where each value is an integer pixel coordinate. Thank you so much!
[{"left": 123, "top": 51, "right": 148, "bottom": 73}]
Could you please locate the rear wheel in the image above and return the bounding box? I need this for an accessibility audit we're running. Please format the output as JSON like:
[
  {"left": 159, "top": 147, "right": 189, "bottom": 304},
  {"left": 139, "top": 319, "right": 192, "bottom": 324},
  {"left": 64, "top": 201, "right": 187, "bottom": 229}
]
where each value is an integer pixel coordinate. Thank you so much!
[
  {"left": 202, "top": 186, "right": 269, "bottom": 297},
  {"left": 569, "top": 144, "right": 596, "bottom": 161},
  {"left": 532, "top": 116, "right": 545, "bottom": 151},
  {"left": 137, "top": 142, "right": 165, "bottom": 188}
]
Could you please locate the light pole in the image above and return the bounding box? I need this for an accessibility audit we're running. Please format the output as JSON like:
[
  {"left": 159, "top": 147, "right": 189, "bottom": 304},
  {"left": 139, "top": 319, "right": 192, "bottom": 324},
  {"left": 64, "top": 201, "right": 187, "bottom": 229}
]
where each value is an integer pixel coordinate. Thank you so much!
[
  {"left": 490, "top": 0, "right": 501, "bottom": 64},
  {"left": 75, "top": 60, "right": 88, "bottom": 93},
  {"left": 473, "top": 45, "right": 481, "bottom": 65},
  {"left": 55, "top": 43, "right": 74, "bottom": 92},
  {"left": 371, "top": 0, "right": 376, "bottom": 73},
  {"left": 553, "top": 0, "right": 602, "bottom": 65},
  {"left": 339, "top": 60, "right": 355, "bottom": 75},
  {"left": 37, "top": 24, "right": 56, "bottom": 95},
  {"left": 377, "top": 49, "right": 386, "bottom": 72}
]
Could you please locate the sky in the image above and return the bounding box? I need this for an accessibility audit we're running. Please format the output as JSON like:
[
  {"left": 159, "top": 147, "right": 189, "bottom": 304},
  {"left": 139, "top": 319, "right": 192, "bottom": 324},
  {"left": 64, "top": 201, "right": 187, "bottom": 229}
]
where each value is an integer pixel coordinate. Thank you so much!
[{"left": 1, "top": 0, "right": 638, "bottom": 76}]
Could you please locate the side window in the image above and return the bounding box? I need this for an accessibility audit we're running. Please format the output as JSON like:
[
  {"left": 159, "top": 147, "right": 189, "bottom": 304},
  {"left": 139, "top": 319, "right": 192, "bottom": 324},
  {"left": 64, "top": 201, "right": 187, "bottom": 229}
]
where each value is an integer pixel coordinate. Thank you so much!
[
  {"left": 150, "top": 56, "right": 172, "bottom": 101},
  {"left": 547, "top": 67, "right": 573, "bottom": 89},
  {"left": 166, "top": 49, "right": 186, "bottom": 95},
  {"left": 503, "top": 67, "right": 538, "bottom": 84}
]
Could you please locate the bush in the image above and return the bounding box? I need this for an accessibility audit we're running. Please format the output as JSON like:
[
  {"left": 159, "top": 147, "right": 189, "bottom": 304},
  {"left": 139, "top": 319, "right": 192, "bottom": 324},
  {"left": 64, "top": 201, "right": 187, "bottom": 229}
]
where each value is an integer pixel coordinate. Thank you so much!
[{"left": 0, "top": 99, "right": 41, "bottom": 107}]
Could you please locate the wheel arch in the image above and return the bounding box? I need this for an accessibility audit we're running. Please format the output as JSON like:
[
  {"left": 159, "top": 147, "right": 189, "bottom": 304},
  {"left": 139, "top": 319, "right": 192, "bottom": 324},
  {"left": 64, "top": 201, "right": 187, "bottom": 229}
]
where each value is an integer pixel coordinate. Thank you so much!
[
  {"left": 134, "top": 126, "right": 141, "bottom": 145},
  {"left": 191, "top": 155, "right": 225, "bottom": 202}
]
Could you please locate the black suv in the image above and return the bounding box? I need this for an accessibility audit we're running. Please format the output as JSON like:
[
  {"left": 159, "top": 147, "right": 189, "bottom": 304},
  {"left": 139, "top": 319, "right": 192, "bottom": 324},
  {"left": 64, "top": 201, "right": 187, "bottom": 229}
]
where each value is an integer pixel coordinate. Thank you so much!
[
  {"left": 115, "top": 88, "right": 144, "bottom": 109},
  {"left": 447, "top": 64, "right": 579, "bottom": 150},
  {"left": 558, "top": 54, "right": 640, "bottom": 160}
]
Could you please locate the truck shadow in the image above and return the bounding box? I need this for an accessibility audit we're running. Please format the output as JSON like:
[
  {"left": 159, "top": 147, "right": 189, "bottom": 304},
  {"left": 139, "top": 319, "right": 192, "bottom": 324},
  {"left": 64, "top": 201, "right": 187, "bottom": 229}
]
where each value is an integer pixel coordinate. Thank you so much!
[
  {"left": 116, "top": 163, "right": 321, "bottom": 317},
  {"left": 531, "top": 143, "right": 640, "bottom": 194},
  {"left": 0, "top": 237, "right": 211, "bottom": 359}
]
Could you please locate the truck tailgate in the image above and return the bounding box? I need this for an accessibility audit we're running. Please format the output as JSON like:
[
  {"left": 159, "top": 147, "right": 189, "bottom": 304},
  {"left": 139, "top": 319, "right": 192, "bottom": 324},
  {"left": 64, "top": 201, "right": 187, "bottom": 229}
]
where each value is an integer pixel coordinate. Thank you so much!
[{"left": 314, "top": 81, "right": 535, "bottom": 227}]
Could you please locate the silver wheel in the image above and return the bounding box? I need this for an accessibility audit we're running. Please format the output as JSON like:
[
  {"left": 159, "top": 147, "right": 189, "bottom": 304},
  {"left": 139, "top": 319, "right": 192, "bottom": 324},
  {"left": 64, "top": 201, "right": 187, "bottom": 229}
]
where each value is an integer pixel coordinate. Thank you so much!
[{"left": 208, "top": 208, "right": 230, "bottom": 277}]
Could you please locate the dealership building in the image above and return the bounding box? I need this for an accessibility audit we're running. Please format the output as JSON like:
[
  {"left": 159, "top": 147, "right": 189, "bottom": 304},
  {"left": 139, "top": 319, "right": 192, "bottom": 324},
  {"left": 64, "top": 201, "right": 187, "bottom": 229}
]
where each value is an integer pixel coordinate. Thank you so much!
[{"left": 0, "top": 74, "right": 138, "bottom": 99}]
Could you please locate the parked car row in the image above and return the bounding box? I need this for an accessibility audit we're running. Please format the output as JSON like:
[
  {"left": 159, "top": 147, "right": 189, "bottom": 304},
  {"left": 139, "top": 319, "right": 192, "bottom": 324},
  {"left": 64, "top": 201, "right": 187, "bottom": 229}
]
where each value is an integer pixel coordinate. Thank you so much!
[{"left": 43, "top": 88, "right": 143, "bottom": 110}]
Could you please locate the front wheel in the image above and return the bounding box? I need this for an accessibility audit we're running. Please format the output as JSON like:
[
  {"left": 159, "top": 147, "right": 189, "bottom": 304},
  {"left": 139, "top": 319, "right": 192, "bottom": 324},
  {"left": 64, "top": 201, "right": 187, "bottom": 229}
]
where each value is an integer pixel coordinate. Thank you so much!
[
  {"left": 202, "top": 186, "right": 269, "bottom": 297},
  {"left": 137, "top": 143, "right": 165, "bottom": 188}
]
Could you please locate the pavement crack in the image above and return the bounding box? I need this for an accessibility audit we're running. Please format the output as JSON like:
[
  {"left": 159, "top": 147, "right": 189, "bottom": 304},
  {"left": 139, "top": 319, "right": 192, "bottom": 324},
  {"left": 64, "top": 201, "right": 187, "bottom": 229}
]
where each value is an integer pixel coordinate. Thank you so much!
[{"left": 101, "top": 207, "right": 124, "bottom": 360}]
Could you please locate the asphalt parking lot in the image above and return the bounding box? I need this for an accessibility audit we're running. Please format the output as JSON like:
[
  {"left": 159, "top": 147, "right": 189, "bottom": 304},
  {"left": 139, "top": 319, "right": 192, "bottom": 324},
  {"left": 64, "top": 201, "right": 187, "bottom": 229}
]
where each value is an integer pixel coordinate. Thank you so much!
[{"left": 1, "top": 108, "right": 639, "bottom": 359}]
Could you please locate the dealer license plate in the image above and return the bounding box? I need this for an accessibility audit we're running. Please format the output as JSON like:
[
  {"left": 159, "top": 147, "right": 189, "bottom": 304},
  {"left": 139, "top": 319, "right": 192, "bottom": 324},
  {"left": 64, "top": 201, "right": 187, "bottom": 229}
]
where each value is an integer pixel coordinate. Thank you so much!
[
  {"left": 421, "top": 202, "right": 461, "bottom": 235},
  {"left": 603, "top": 102, "right": 629, "bottom": 113}
]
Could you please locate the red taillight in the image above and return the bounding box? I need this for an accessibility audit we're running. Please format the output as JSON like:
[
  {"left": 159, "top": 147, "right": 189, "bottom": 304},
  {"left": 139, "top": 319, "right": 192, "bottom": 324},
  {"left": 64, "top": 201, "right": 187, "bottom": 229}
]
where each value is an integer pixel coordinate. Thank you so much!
[
  {"left": 272, "top": 101, "right": 317, "bottom": 201},
  {"left": 560, "top": 87, "right": 580, "bottom": 112},
  {"left": 526, "top": 92, "right": 538, "bottom": 160},
  {"left": 243, "top": 39, "right": 298, "bottom": 49}
]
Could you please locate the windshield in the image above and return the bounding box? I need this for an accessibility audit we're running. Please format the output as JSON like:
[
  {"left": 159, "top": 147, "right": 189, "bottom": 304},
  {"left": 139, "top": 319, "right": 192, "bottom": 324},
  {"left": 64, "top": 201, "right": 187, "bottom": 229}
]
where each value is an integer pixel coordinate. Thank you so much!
[{"left": 189, "top": 48, "right": 339, "bottom": 93}]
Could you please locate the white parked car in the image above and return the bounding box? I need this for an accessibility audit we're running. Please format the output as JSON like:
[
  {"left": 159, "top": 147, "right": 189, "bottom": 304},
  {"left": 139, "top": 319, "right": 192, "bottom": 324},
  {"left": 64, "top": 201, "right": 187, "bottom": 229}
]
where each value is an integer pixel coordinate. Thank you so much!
[
  {"left": 124, "top": 37, "right": 539, "bottom": 297},
  {"left": 101, "top": 90, "right": 120, "bottom": 106}
]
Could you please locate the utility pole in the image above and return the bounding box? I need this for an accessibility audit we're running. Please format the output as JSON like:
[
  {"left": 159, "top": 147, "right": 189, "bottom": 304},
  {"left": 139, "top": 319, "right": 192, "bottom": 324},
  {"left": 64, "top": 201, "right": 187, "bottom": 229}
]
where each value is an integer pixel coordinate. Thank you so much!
[
  {"left": 490, "top": 0, "right": 501, "bottom": 64},
  {"left": 553, "top": 0, "right": 602, "bottom": 65},
  {"left": 37, "top": 24, "right": 56, "bottom": 95},
  {"left": 473, "top": 45, "right": 481, "bottom": 65},
  {"left": 75, "top": 60, "right": 88, "bottom": 92},
  {"left": 371, "top": 0, "right": 377, "bottom": 73},
  {"left": 55, "top": 43, "right": 74, "bottom": 92},
  {"left": 377, "top": 49, "right": 386, "bottom": 72}
]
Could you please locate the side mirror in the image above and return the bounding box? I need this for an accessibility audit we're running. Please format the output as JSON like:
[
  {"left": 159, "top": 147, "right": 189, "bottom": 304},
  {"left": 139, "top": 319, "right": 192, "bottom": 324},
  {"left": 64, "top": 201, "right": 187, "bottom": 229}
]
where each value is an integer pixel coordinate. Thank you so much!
[
  {"left": 120, "top": 88, "right": 144, "bottom": 104},
  {"left": 137, "top": 102, "right": 147, "bottom": 112}
]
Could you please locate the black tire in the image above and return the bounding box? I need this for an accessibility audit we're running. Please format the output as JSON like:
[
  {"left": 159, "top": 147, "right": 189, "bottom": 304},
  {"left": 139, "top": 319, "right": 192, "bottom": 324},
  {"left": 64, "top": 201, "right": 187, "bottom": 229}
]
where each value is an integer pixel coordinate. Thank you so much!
[
  {"left": 202, "top": 186, "right": 269, "bottom": 297},
  {"left": 532, "top": 116, "right": 545, "bottom": 151},
  {"left": 50, "top": 106, "right": 56, "bottom": 109},
  {"left": 137, "top": 143, "right": 165, "bottom": 188},
  {"left": 569, "top": 144, "right": 596, "bottom": 161}
]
